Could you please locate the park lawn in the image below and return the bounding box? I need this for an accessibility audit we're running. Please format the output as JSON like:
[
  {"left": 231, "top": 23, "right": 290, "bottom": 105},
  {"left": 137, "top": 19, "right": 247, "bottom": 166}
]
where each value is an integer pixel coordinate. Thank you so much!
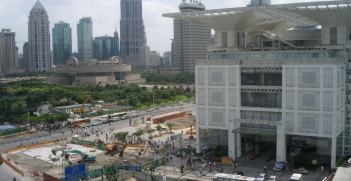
[{"left": 136, "top": 96, "right": 195, "bottom": 110}]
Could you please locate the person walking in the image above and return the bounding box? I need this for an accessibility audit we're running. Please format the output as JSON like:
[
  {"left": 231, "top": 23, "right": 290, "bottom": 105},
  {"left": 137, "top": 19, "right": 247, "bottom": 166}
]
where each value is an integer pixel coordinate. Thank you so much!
[
  {"left": 166, "top": 155, "right": 169, "bottom": 162},
  {"left": 321, "top": 166, "right": 324, "bottom": 172},
  {"left": 232, "top": 162, "right": 235, "bottom": 169},
  {"left": 264, "top": 165, "right": 267, "bottom": 173},
  {"left": 210, "top": 165, "right": 212, "bottom": 172},
  {"left": 158, "top": 169, "right": 161, "bottom": 176},
  {"left": 164, "top": 169, "right": 166, "bottom": 176},
  {"left": 170, "top": 154, "right": 173, "bottom": 160}
]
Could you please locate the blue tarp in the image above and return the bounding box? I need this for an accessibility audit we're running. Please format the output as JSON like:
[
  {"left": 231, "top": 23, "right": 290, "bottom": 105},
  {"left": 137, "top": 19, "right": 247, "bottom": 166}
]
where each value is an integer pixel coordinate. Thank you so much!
[{"left": 0, "top": 125, "right": 16, "bottom": 130}]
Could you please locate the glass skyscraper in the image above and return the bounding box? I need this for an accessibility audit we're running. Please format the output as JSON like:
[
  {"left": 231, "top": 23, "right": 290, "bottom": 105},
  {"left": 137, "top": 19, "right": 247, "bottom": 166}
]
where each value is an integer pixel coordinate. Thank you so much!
[
  {"left": 77, "top": 17, "right": 93, "bottom": 61},
  {"left": 249, "top": 0, "right": 271, "bottom": 6},
  {"left": 52, "top": 21, "right": 72, "bottom": 65},
  {"left": 93, "top": 31, "right": 120, "bottom": 60},
  {"left": 120, "top": 0, "right": 145, "bottom": 67}
]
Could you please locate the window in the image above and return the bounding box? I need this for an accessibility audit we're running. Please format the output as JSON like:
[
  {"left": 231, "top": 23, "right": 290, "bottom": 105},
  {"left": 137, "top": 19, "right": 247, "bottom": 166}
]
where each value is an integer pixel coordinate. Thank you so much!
[
  {"left": 208, "top": 54, "right": 219, "bottom": 60},
  {"left": 229, "top": 68, "right": 236, "bottom": 86},
  {"left": 209, "top": 69, "right": 225, "bottom": 86},
  {"left": 229, "top": 89, "right": 236, "bottom": 107},
  {"left": 277, "top": 53, "right": 292, "bottom": 58},
  {"left": 299, "top": 91, "right": 319, "bottom": 111},
  {"left": 298, "top": 68, "right": 320, "bottom": 88},
  {"left": 209, "top": 109, "right": 226, "bottom": 127},
  {"left": 286, "top": 91, "right": 294, "bottom": 109},
  {"left": 198, "top": 108, "right": 206, "bottom": 125},
  {"left": 209, "top": 88, "right": 225, "bottom": 106},
  {"left": 198, "top": 68, "right": 205, "bottom": 85},
  {"left": 299, "top": 114, "right": 319, "bottom": 133},
  {"left": 294, "top": 53, "right": 310, "bottom": 58},
  {"left": 198, "top": 88, "right": 205, "bottom": 105},
  {"left": 285, "top": 112, "right": 294, "bottom": 131},
  {"left": 286, "top": 68, "right": 295, "bottom": 87},
  {"left": 324, "top": 68, "right": 333, "bottom": 88},
  {"left": 323, "top": 114, "right": 332, "bottom": 134},
  {"left": 323, "top": 92, "right": 333, "bottom": 111}
]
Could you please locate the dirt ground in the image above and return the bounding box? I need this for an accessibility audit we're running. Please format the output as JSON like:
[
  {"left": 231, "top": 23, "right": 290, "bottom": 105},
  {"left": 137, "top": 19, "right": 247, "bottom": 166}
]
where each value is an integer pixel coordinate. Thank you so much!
[
  {"left": 5, "top": 143, "right": 153, "bottom": 179},
  {"left": 157, "top": 115, "right": 196, "bottom": 130}
]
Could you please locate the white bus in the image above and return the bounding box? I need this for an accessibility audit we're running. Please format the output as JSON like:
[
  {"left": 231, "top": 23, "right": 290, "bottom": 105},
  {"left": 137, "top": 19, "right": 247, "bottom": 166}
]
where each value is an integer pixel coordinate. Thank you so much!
[
  {"left": 211, "top": 173, "right": 256, "bottom": 181},
  {"left": 107, "top": 112, "right": 127, "bottom": 121},
  {"left": 99, "top": 115, "right": 108, "bottom": 122}
]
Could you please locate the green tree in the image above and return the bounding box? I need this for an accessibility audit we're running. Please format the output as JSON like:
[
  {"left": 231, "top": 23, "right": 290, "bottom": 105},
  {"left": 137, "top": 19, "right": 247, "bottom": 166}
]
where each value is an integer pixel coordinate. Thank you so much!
[
  {"left": 115, "top": 132, "right": 129, "bottom": 142},
  {"left": 169, "top": 96, "right": 176, "bottom": 105},
  {"left": 97, "top": 110, "right": 104, "bottom": 115},
  {"left": 156, "top": 124, "right": 162, "bottom": 132},
  {"left": 166, "top": 122, "right": 175, "bottom": 133},
  {"left": 185, "top": 92, "right": 193, "bottom": 101},
  {"left": 136, "top": 102, "right": 143, "bottom": 110},
  {"left": 104, "top": 165, "right": 120, "bottom": 181},
  {"left": 132, "top": 129, "right": 145, "bottom": 137},
  {"left": 155, "top": 99, "right": 161, "bottom": 108}
]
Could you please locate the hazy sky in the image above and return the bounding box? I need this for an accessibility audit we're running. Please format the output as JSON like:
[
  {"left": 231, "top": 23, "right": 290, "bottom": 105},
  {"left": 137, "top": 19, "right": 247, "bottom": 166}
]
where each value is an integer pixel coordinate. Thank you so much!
[{"left": 0, "top": 0, "right": 331, "bottom": 55}]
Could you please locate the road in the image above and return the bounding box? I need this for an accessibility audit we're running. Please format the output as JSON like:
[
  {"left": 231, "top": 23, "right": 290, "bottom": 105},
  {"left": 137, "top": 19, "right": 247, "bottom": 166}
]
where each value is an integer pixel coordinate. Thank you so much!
[{"left": 0, "top": 101, "right": 195, "bottom": 180}]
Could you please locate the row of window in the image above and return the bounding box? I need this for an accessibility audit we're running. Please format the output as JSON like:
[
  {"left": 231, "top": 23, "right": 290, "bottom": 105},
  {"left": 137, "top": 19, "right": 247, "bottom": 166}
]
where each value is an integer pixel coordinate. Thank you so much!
[{"left": 208, "top": 52, "right": 330, "bottom": 60}]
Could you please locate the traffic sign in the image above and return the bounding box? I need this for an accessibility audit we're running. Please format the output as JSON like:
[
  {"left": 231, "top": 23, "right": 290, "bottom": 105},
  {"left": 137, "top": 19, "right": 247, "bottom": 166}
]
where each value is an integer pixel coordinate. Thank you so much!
[
  {"left": 129, "top": 166, "right": 141, "bottom": 171},
  {"left": 65, "top": 164, "right": 86, "bottom": 181}
]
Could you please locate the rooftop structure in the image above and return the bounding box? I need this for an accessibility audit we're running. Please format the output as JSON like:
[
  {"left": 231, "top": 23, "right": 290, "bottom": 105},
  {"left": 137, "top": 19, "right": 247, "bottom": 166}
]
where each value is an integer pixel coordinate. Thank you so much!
[{"left": 163, "top": 0, "right": 351, "bottom": 168}]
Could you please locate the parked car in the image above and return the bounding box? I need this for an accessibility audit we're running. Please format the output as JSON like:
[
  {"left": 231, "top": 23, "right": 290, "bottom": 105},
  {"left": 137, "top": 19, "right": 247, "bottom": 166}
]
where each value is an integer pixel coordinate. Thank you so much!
[
  {"left": 255, "top": 173, "right": 268, "bottom": 181},
  {"left": 293, "top": 167, "right": 308, "bottom": 175},
  {"left": 112, "top": 117, "right": 119, "bottom": 122},
  {"left": 90, "top": 121, "right": 102, "bottom": 126},
  {"left": 80, "top": 123, "right": 91, "bottom": 128},
  {"left": 121, "top": 115, "right": 130, "bottom": 120},
  {"left": 134, "top": 114, "right": 140, "bottom": 117},
  {"left": 177, "top": 102, "right": 183, "bottom": 106},
  {"left": 147, "top": 109, "right": 154, "bottom": 112},
  {"left": 268, "top": 176, "right": 277, "bottom": 181}
]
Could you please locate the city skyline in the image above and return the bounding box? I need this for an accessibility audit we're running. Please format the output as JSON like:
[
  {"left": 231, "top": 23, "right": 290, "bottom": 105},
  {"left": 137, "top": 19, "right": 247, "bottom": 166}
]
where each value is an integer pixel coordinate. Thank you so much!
[{"left": 0, "top": 0, "right": 334, "bottom": 55}]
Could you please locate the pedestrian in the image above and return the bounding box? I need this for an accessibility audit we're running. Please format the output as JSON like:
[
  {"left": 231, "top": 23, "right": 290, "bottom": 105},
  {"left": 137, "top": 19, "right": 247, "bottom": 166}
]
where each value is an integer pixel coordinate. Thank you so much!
[
  {"left": 170, "top": 154, "right": 173, "bottom": 160},
  {"left": 235, "top": 163, "right": 238, "bottom": 168},
  {"left": 273, "top": 167, "right": 276, "bottom": 173},
  {"left": 232, "top": 162, "right": 235, "bottom": 168},
  {"left": 164, "top": 169, "right": 166, "bottom": 176},
  {"left": 21, "top": 143, "right": 23, "bottom": 147},
  {"left": 167, "top": 155, "right": 169, "bottom": 162},
  {"left": 158, "top": 169, "right": 161, "bottom": 176},
  {"left": 147, "top": 167, "right": 149, "bottom": 173},
  {"left": 264, "top": 165, "right": 267, "bottom": 172},
  {"left": 321, "top": 166, "right": 324, "bottom": 172},
  {"left": 210, "top": 165, "right": 212, "bottom": 172}
]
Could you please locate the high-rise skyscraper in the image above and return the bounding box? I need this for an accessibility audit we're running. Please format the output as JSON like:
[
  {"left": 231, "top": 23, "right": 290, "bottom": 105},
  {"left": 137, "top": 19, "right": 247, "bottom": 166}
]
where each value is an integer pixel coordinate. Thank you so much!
[
  {"left": 52, "top": 21, "right": 72, "bottom": 65},
  {"left": 77, "top": 17, "right": 93, "bottom": 61},
  {"left": 173, "top": 1, "right": 211, "bottom": 73},
  {"left": 23, "top": 42, "right": 29, "bottom": 69},
  {"left": 120, "top": 0, "right": 145, "bottom": 69},
  {"left": 93, "top": 34, "right": 119, "bottom": 60},
  {"left": 113, "top": 31, "right": 120, "bottom": 57},
  {"left": 28, "top": 0, "right": 51, "bottom": 72},
  {"left": 0, "top": 28, "right": 16, "bottom": 75}
]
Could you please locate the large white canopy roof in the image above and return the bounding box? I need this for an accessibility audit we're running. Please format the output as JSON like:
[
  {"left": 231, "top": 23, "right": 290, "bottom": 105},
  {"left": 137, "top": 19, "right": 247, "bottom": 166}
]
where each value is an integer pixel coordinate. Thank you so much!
[{"left": 163, "top": 0, "right": 351, "bottom": 32}]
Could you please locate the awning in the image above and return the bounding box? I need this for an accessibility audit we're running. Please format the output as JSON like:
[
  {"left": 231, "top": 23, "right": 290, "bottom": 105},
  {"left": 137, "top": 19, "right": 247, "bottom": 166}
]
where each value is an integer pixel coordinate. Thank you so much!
[{"left": 233, "top": 127, "right": 277, "bottom": 136}]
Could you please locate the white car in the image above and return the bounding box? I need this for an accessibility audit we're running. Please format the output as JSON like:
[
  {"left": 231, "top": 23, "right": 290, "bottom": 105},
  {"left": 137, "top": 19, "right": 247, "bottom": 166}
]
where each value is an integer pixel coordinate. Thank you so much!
[
  {"left": 268, "top": 176, "right": 277, "bottom": 181},
  {"left": 256, "top": 173, "right": 268, "bottom": 181},
  {"left": 147, "top": 109, "right": 154, "bottom": 112}
]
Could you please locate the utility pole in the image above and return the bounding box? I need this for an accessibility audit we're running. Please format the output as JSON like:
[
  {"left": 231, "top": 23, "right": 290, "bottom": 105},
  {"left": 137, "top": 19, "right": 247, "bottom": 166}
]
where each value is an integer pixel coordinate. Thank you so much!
[
  {"left": 153, "top": 91, "right": 154, "bottom": 106},
  {"left": 127, "top": 95, "right": 129, "bottom": 115},
  {"left": 27, "top": 109, "right": 29, "bottom": 125}
]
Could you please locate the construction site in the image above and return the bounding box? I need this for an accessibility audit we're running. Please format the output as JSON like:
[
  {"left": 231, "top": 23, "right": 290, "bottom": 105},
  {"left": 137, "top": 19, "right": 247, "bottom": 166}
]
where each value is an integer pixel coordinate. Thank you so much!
[{"left": 0, "top": 110, "right": 197, "bottom": 181}]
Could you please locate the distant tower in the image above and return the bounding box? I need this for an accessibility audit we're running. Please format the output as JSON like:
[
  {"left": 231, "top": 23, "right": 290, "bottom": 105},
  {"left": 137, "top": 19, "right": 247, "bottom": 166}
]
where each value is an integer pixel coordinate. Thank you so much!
[
  {"left": 113, "top": 30, "right": 120, "bottom": 56},
  {"left": 0, "top": 28, "right": 16, "bottom": 75},
  {"left": 173, "top": 1, "right": 211, "bottom": 73},
  {"left": 249, "top": 0, "right": 271, "bottom": 6},
  {"left": 52, "top": 21, "right": 72, "bottom": 65},
  {"left": 28, "top": 0, "right": 51, "bottom": 72},
  {"left": 77, "top": 17, "right": 93, "bottom": 61},
  {"left": 120, "top": 0, "right": 145, "bottom": 69}
]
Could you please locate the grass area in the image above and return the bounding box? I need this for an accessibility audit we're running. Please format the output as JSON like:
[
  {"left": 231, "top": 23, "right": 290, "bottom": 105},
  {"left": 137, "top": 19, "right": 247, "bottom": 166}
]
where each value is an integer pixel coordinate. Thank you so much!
[
  {"left": 136, "top": 96, "right": 195, "bottom": 110},
  {"left": 337, "top": 155, "right": 351, "bottom": 167}
]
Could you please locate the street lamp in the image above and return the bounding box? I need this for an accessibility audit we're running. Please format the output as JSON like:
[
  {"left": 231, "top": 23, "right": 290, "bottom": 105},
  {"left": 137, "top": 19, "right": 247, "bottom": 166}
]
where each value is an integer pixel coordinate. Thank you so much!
[{"left": 109, "top": 123, "right": 111, "bottom": 131}]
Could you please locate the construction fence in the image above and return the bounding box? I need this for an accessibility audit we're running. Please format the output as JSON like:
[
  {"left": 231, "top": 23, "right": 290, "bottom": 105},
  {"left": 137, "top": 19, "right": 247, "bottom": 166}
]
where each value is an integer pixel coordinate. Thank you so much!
[
  {"left": 0, "top": 126, "right": 28, "bottom": 136},
  {"left": 58, "top": 157, "right": 166, "bottom": 181},
  {"left": 82, "top": 107, "right": 136, "bottom": 117}
]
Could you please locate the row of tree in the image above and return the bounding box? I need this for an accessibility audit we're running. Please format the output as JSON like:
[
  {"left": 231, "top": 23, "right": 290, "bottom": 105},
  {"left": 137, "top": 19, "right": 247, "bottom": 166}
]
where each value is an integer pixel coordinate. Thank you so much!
[{"left": 0, "top": 78, "right": 195, "bottom": 124}]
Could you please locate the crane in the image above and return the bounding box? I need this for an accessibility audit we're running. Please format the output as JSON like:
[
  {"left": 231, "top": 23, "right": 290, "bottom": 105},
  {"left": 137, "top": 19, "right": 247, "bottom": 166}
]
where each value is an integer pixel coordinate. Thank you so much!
[
  {"left": 61, "top": 150, "right": 96, "bottom": 165},
  {"left": 72, "top": 82, "right": 102, "bottom": 115}
]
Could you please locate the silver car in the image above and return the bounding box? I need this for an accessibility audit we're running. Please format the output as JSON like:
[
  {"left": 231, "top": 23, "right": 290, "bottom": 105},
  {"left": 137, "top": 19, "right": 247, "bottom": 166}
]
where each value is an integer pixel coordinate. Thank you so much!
[{"left": 256, "top": 173, "right": 268, "bottom": 181}]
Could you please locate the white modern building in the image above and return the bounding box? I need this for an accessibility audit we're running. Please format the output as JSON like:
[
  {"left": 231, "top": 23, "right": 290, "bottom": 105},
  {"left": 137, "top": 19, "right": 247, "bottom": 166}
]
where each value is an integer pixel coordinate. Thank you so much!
[
  {"left": 163, "top": 0, "right": 351, "bottom": 167},
  {"left": 28, "top": 0, "right": 51, "bottom": 72}
]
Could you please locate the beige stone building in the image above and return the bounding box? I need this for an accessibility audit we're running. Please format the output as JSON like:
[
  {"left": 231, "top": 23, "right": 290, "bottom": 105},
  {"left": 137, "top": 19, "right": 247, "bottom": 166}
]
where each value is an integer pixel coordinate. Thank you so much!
[{"left": 47, "top": 56, "right": 145, "bottom": 86}]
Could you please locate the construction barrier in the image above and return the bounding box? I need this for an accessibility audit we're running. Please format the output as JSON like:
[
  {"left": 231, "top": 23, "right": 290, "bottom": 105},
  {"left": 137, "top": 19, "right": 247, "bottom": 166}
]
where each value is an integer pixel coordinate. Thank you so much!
[
  {"left": 1, "top": 154, "right": 24, "bottom": 176},
  {"left": 186, "top": 127, "right": 196, "bottom": 134},
  {"left": 152, "top": 112, "right": 187, "bottom": 124},
  {"left": 0, "top": 126, "right": 28, "bottom": 137},
  {"left": 3, "top": 138, "right": 68, "bottom": 154}
]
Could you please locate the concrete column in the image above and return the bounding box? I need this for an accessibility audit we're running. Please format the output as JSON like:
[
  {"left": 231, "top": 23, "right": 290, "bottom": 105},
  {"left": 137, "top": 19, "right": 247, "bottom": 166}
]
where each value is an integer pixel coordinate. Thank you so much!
[
  {"left": 236, "top": 132, "right": 241, "bottom": 158},
  {"left": 196, "top": 127, "right": 200, "bottom": 154},
  {"left": 276, "top": 121, "right": 286, "bottom": 163},
  {"left": 228, "top": 119, "right": 236, "bottom": 160},
  {"left": 331, "top": 136, "right": 336, "bottom": 168}
]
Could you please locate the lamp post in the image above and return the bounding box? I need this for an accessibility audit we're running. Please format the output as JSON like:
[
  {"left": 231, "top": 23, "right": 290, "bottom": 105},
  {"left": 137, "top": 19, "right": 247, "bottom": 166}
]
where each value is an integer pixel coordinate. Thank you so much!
[
  {"left": 127, "top": 95, "right": 129, "bottom": 115},
  {"left": 109, "top": 123, "right": 111, "bottom": 131}
]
